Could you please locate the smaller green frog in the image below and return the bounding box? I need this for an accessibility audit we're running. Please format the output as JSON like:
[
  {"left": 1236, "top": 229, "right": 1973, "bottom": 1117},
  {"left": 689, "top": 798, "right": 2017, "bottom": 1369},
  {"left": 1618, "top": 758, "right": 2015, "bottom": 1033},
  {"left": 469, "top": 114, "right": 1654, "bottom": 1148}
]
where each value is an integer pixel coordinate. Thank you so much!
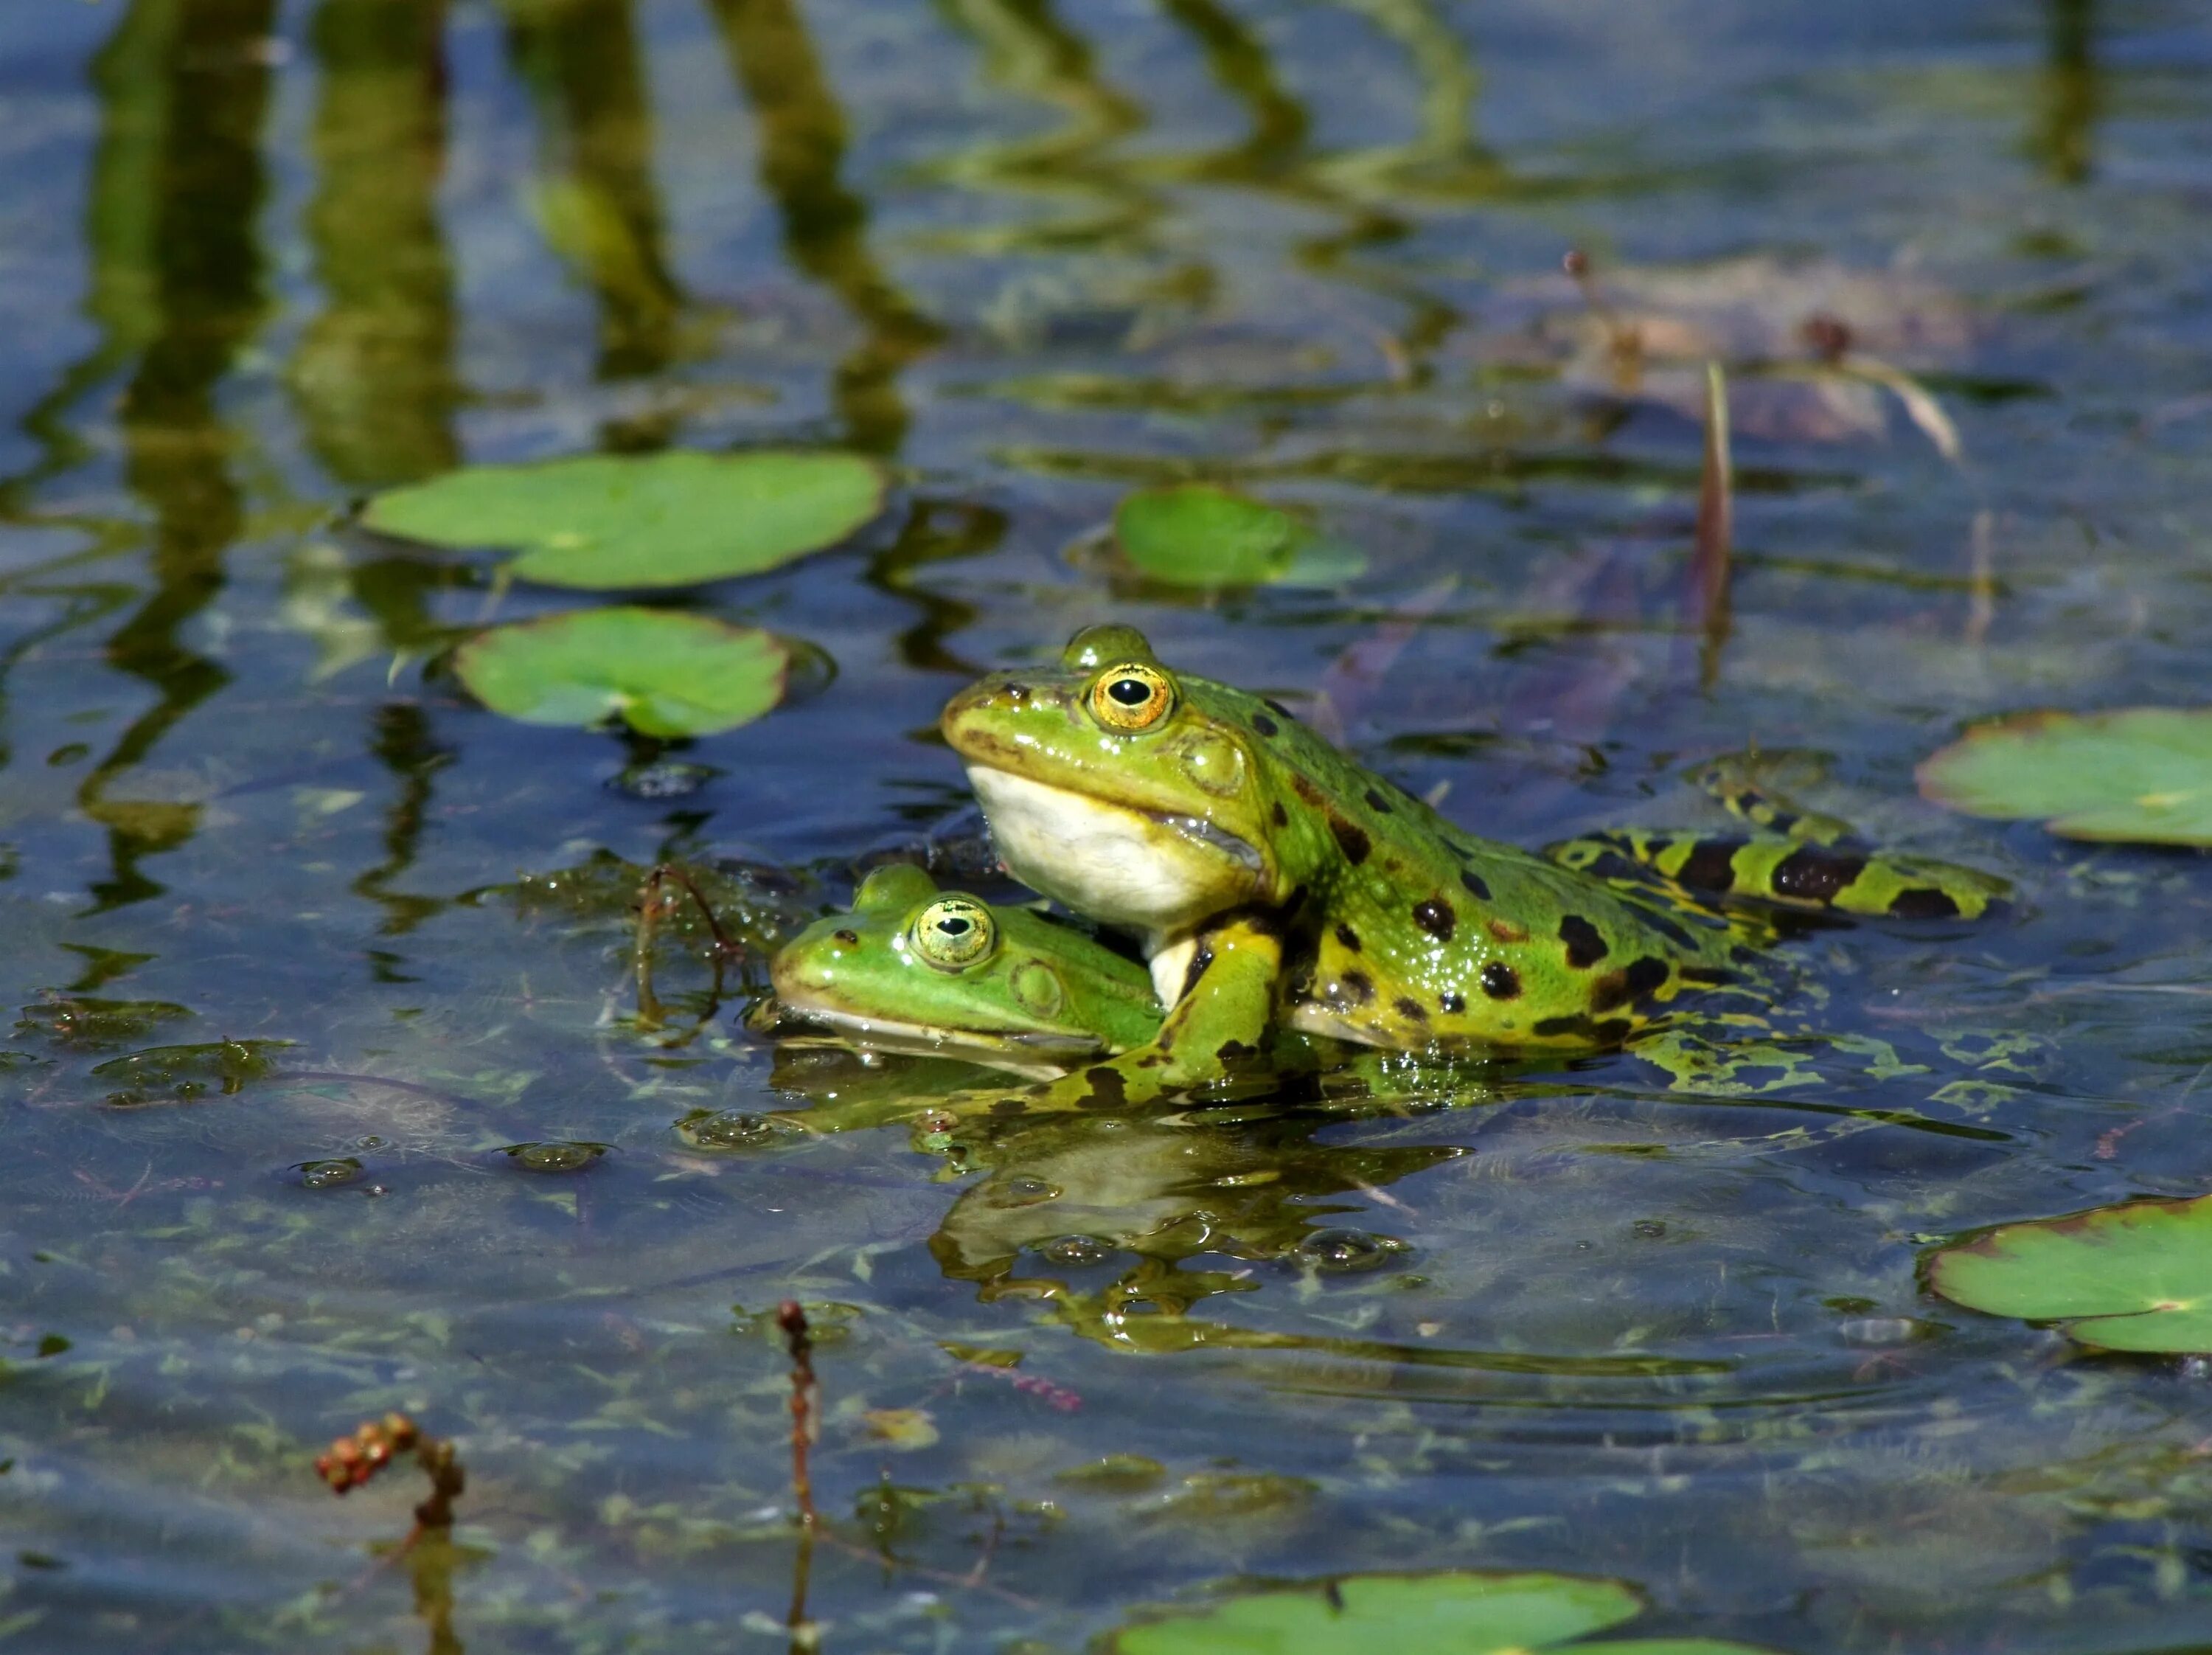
[{"left": 767, "top": 864, "right": 1161, "bottom": 1080}]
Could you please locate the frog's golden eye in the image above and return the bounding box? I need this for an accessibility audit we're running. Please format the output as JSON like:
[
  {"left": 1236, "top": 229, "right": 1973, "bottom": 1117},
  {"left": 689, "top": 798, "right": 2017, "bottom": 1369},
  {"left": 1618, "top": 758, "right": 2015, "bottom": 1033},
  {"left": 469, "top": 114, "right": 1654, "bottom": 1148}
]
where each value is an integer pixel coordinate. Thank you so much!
[
  {"left": 911, "top": 898, "right": 995, "bottom": 970},
  {"left": 1090, "top": 662, "right": 1175, "bottom": 732}
]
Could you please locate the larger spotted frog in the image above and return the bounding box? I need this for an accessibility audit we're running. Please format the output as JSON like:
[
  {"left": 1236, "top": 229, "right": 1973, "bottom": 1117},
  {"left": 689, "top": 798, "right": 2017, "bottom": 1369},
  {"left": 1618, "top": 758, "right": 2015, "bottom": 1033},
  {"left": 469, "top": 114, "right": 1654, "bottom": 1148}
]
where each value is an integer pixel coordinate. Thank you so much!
[{"left": 939, "top": 624, "right": 2005, "bottom": 1110}]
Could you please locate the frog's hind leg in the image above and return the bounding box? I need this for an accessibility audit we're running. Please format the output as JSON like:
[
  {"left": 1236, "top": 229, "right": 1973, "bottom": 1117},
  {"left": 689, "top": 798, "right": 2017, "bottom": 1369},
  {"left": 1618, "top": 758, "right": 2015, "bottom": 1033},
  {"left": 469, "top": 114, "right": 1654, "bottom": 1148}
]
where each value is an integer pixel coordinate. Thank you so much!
[
  {"left": 1546, "top": 828, "right": 2008, "bottom": 920},
  {"left": 1691, "top": 762, "right": 1857, "bottom": 847}
]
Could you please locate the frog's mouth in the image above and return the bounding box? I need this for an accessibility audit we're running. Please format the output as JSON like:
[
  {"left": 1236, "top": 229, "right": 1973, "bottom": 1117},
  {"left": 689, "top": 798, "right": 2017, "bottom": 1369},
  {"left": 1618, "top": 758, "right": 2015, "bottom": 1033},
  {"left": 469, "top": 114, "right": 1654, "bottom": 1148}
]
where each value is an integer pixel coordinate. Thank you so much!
[
  {"left": 756, "top": 994, "right": 1104, "bottom": 1081},
  {"left": 964, "top": 765, "right": 1265, "bottom": 934}
]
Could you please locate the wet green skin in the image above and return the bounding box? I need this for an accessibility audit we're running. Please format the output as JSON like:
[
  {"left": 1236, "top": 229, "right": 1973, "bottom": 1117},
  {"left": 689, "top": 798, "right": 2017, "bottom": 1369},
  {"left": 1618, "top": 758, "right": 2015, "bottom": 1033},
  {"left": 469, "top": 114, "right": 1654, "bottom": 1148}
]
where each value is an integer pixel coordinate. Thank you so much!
[
  {"left": 939, "top": 625, "right": 2006, "bottom": 1108},
  {"left": 758, "top": 854, "right": 2033, "bottom": 1150},
  {"left": 768, "top": 864, "right": 1161, "bottom": 1078}
]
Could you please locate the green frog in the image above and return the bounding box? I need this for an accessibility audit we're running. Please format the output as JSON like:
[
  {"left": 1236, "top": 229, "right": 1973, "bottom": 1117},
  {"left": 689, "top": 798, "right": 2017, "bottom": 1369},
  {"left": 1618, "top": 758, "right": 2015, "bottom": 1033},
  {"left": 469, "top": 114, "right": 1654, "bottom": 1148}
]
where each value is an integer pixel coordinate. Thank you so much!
[
  {"left": 936, "top": 624, "right": 2007, "bottom": 1110},
  {"left": 766, "top": 863, "right": 1161, "bottom": 1080},
  {"left": 755, "top": 866, "right": 2038, "bottom": 1167}
]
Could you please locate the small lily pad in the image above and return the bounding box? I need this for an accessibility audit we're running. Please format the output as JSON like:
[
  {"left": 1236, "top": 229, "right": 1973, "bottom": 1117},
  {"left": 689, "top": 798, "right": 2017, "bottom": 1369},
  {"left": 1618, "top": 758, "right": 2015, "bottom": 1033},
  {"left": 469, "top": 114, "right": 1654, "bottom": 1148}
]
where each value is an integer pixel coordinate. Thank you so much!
[
  {"left": 362, "top": 450, "right": 888, "bottom": 589},
  {"left": 1106, "top": 1569, "right": 1777, "bottom": 1655},
  {"left": 1927, "top": 1194, "right": 2212, "bottom": 1353},
  {"left": 453, "top": 609, "right": 790, "bottom": 738},
  {"left": 1113, "top": 485, "right": 1365, "bottom": 589},
  {"left": 1919, "top": 707, "right": 2212, "bottom": 845}
]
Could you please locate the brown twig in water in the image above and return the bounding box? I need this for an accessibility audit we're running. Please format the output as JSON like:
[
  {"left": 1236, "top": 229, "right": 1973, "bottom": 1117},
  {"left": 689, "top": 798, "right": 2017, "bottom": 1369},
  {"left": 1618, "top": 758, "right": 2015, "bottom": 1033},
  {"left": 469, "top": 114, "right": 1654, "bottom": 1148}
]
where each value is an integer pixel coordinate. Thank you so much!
[
  {"left": 1686, "top": 359, "right": 1734, "bottom": 690},
  {"left": 633, "top": 863, "right": 742, "bottom": 1030},
  {"left": 777, "top": 1301, "right": 821, "bottom": 1651},
  {"left": 316, "top": 1413, "right": 467, "bottom": 1541},
  {"left": 777, "top": 1300, "right": 820, "bottom": 1527},
  {"left": 1965, "top": 507, "right": 1996, "bottom": 645}
]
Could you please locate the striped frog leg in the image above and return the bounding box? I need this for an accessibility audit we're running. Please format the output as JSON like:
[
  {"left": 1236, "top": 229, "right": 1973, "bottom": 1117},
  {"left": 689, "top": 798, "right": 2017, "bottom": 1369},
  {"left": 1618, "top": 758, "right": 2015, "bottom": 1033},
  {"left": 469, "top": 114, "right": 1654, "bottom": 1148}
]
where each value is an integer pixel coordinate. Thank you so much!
[
  {"left": 1546, "top": 770, "right": 2008, "bottom": 920},
  {"left": 1692, "top": 759, "right": 1857, "bottom": 845},
  {"left": 1546, "top": 828, "right": 2008, "bottom": 919}
]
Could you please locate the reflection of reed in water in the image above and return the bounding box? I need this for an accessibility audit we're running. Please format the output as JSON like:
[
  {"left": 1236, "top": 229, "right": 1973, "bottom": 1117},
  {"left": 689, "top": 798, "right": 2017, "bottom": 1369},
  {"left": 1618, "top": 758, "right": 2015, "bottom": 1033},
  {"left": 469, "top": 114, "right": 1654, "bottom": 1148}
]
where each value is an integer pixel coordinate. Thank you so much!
[
  {"left": 74, "top": 0, "right": 276, "bottom": 912},
  {"left": 706, "top": 0, "right": 944, "bottom": 455},
  {"left": 291, "top": 0, "right": 459, "bottom": 488},
  {"left": 2032, "top": 0, "right": 2098, "bottom": 186},
  {"left": 354, "top": 702, "right": 456, "bottom": 946},
  {"left": 499, "top": 0, "right": 685, "bottom": 380},
  {"left": 929, "top": 0, "right": 1153, "bottom": 251}
]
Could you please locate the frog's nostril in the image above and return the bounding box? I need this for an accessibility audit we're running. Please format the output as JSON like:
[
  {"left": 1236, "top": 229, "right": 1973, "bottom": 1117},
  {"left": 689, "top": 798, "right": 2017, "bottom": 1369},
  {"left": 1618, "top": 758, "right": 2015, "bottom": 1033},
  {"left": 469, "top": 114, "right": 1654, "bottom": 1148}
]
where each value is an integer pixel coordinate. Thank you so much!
[{"left": 1002, "top": 683, "right": 1029, "bottom": 703}]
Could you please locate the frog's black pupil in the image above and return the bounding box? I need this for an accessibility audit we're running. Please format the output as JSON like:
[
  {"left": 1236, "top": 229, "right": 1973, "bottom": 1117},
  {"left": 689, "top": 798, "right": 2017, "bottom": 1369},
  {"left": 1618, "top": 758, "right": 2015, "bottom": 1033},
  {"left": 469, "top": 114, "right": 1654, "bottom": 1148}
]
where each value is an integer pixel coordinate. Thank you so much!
[
  {"left": 939, "top": 917, "right": 970, "bottom": 935},
  {"left": 1109, "top": 677, "right": 1151, "bottom": 707}
]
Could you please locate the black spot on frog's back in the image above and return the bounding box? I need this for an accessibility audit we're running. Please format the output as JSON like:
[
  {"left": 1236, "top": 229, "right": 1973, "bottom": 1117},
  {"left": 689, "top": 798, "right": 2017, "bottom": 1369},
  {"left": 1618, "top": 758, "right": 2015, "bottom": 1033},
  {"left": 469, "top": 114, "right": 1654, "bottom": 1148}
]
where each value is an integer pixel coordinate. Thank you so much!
[
  {"left": 1591, "top": 955, "right": 1669, "bottom": 1013},
  {"left": 1559, "top": 915, "right": 1610, "bottom": 968},
  {"left": 1772, "top": 846, "right": 1868, "bottom": 906},
  {"left": 1336, "top": 970, "right": 1375, "bottom": 1006},
  {"left": 1459, "top": 867, "right": 1492, "bottom": 901},
  {"left": 1364, "top": 788, "right": 1394, "bottom": 815},
  {"left": 1889, "top": 887, "right": 1963, "bottom": 920},
  {"left": 1392, "top": 996, "right": 1429, "bottom": 1024},
  {"left": 1411, "top": 898, "right": 1455, "bottom": 941},
  {"left": 1082, "top": 1067, "right": 1128, "bottom": 1108},
  {"left": 1439, "top": 991, "right": 1466, "bottom": 1013},
  {"left": 1335, "top": 923, "right": 1362, "bottom": 952},
  {"left": 1329, "top": 814, "right": 1371, "bottom": 864},
  {"left": 1533, "top": 1013, "right": 1632, "bottom": 1044},
  {"left": 1479, "top": 962, "right": 1520, "bottom": 1000},
  {"left": 1251, "top": 712, "right": 1279, "bottom": 738},
  {"left": 1674, "top": 839, "right": 1742, "bottom": 895}
]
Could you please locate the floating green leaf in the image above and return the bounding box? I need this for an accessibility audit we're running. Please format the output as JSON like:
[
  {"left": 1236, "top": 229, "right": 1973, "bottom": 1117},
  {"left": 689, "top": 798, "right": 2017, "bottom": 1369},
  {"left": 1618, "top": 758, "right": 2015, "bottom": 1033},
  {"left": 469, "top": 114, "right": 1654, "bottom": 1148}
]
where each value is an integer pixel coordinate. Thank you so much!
[
  {"left": 1113, "top": 485, "right": 1364, "bottom": 589},
  {"left": 1918, "top": 707, "right": 2212, "bottom": 845},
  {"left": 1105, "top": 1570, "right": 1776, "bottom": 1655},
  {"left": 363, "top": 450, "right": 888, "bottom": 589},
  {"left": 1928, "top": 1195, "right": 2212, "bottom": 1353},
  {"left": 453, "top": 609, "right": 790, "bottom": 738}
]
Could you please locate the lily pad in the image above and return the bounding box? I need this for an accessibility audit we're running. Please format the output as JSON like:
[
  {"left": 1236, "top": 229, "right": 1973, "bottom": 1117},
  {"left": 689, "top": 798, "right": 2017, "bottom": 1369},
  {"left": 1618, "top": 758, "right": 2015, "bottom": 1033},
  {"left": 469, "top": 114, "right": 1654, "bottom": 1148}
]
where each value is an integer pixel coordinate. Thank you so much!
[
  {"left": 1919, "top": 707, "right": 2212, "bottom": 845},
  {"left": 453, "top": 609, "right": 790, "bottom": 738},
  {"left": 362, "top": 450, "right": 888, "bottom": 589},
  {"left": 1105, "top": 1570, "right": 1776, "bottom": 1655},
  {"left": 1113, "top": 485, "right": 1364, "bottom": 589},
  {"left": 1927, "top": 1195, "right": 2212, "bottom": 1353}
]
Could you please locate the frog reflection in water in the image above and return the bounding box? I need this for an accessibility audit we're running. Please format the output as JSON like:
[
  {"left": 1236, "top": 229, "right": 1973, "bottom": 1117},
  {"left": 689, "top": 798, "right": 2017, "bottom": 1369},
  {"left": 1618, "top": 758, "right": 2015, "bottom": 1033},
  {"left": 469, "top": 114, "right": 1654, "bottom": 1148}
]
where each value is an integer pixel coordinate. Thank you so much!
[
  {"left": 929, "top": 623, "right": 2008, "bottom": 1113},
  {"left": 928, "top": 1110, "right": 1459, "bottom": 1353}
]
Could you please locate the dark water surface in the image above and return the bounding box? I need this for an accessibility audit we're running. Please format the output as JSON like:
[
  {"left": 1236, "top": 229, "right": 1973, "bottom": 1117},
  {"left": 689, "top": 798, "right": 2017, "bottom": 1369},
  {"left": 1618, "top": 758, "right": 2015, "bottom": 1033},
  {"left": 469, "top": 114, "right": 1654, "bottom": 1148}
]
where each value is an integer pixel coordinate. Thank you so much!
[{"left": 6, "top": 0, "right": 2212, "bottom": 1648}]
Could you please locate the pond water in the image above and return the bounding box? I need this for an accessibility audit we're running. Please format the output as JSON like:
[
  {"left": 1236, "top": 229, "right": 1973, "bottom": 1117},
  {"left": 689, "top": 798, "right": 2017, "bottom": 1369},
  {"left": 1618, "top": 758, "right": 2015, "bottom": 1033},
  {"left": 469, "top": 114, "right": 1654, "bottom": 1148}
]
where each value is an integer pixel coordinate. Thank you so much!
[{"left": 4, "top": 0, "right": 2212, "bottom": 1649}]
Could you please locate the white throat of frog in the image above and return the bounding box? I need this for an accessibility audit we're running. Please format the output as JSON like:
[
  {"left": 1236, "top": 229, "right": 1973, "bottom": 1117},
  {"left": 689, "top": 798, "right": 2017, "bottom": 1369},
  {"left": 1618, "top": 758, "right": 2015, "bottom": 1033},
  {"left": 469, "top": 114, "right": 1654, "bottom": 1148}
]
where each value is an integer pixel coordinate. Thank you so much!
[{"left": 964, "top": 765, "right": 1261, "bottom": 938}]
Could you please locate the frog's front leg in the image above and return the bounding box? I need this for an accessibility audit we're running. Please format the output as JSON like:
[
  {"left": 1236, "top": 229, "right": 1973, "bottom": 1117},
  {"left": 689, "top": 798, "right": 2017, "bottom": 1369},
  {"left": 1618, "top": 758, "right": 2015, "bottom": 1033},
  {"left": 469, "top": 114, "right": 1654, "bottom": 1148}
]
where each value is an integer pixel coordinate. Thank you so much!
[
  {"left": 906, "top": 912, "right": 1285, "bottom": 1137},
  {"left": 1017, "top": 909, "right": 1284, "bottom": 1111}
]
